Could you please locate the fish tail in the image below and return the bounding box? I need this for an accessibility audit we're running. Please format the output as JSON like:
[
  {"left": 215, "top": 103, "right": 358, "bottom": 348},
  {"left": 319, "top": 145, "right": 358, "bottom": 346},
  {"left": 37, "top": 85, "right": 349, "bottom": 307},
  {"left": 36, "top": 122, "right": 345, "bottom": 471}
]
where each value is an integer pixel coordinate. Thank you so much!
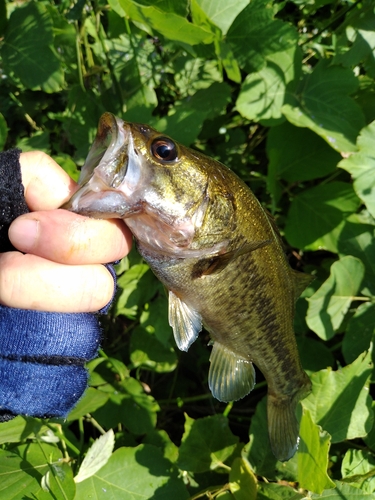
[{"left": 267, "top": 393, "right": 300, "bottom": 462}]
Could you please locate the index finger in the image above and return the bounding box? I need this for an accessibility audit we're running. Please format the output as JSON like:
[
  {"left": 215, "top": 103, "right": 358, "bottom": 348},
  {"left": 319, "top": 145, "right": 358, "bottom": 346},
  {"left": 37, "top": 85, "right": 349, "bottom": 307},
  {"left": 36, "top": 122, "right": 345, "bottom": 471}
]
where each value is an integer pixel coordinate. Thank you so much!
[{"left": 20, "top": 151, "right": 77, "bottom": 210}]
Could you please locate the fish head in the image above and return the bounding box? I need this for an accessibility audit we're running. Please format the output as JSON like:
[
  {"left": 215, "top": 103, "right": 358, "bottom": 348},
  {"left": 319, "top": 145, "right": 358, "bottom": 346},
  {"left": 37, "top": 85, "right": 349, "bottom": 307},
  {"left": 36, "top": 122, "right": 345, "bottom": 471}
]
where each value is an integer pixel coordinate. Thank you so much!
[{"left": 63, "top": 113, "right": 212, "bottom": 254}]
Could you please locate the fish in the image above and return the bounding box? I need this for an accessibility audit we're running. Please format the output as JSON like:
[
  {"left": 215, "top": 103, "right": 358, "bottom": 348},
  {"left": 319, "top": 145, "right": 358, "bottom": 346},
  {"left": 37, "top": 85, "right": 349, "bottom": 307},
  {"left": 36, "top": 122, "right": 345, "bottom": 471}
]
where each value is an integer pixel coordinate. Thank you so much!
[{"left": 63, "top": 112, "right": 312, "bottom": 461}]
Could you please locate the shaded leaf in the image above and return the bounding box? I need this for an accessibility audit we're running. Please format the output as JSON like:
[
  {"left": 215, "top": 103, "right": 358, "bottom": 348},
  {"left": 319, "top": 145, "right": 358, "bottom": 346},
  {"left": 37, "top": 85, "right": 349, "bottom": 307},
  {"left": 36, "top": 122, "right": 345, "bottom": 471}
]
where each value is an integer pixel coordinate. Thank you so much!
[
  {"left": 0, "top": 113, "right": 7, "bottom": 151},
  {"left": 284, "top": 182, "right": 361, "bottom": 252},
  {"left": 0, "top": 416, "right": 46, "bottom": 445},
  {"left": 306, "top": 256, "right": 365, "bottom": 340},
  {"left": 342, "top": 302, "right": 375, "bottom": 364},
  {"left": 282, "top": 60, "right": 365, "bottom": 153},
  {"left": 66, "top": 387, "right": 110, "bottom": 422},
  {"left": 75, "top": 444, "right": 189, "bottom": 499},
  {"left": 303, "top": 350, "right": 373, "bottom": 443},
  {"left": 1, "top": 2, "right": 64, "bottom": 92},
  {"left": 178, "top": 414, "right": 239, "bottom": 473},
  {"left": 297, "top": 408, "right": 335, "bottom": 494},
  {"left": 339, "top": 120, "right": 375, "bottom": 218},
  {"left": 257, "top": 482, "right": 304, "bottom": 499}
]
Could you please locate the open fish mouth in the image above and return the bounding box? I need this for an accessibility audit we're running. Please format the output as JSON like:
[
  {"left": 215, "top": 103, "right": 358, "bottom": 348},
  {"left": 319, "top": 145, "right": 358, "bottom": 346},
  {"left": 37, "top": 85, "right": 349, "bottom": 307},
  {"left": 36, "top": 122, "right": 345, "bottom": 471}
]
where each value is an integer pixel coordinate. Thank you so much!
[{"left": 62, "top": 113, "right": 133, "bottom": 218}]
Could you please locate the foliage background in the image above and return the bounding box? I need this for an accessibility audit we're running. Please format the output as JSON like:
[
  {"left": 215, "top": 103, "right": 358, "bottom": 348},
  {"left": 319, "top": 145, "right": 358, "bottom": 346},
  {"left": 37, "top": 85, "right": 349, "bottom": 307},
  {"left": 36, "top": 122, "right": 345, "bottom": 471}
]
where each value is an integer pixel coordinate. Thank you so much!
[{"left": 1, "top": 0, "right": 375, "bottom": 498}]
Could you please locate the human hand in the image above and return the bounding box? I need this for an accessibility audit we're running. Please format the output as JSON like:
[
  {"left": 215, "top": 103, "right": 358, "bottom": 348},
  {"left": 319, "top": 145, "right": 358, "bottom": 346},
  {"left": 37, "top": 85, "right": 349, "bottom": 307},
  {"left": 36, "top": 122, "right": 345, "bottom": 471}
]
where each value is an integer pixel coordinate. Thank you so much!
[{"left": 0, "top": 151, "right": 132, "bottom": 313}]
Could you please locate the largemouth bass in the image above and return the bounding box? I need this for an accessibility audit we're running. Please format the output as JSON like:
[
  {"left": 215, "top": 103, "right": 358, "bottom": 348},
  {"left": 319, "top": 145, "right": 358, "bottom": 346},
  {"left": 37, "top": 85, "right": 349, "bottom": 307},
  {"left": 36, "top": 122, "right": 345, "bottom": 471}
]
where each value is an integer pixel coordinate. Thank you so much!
[{"left": 64, "top": 112, "right": 312, "bottom": 461}]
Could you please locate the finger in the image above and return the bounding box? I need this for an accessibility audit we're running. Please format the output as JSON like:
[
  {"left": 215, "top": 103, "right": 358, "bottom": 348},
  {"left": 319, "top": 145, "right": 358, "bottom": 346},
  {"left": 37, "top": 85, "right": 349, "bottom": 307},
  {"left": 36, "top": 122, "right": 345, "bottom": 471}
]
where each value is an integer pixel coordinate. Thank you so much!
[
  {"left": 8, "top": 209, "right": 132, "bottom": 265},
  {"left": 0, "top": 252, "right": 115, "bottom": 312},
  {"left": 19, "top": 151, "right": 77, "bottom": 210}
]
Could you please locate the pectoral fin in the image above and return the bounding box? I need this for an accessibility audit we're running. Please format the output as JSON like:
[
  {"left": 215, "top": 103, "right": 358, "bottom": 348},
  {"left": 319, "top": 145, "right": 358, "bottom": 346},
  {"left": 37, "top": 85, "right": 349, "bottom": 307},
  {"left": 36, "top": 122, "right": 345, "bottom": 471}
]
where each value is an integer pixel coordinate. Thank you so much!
[
  {"left": 193, "top": 240, "right": 272, "bottom": 278},
  {"left": 208, "top": 342, "right": 256, "bottom": 402},
  {"left": 168, "top": 290, "right": 202, "bottom": 352}
]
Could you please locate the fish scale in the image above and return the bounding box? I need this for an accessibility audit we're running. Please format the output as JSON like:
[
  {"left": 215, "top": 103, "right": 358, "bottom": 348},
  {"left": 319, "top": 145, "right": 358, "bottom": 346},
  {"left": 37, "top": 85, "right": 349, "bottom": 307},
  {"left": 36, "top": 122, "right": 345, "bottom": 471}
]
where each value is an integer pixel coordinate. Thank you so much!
[{"left": 63, "top": 112, "right": 312, "bottom": 462}]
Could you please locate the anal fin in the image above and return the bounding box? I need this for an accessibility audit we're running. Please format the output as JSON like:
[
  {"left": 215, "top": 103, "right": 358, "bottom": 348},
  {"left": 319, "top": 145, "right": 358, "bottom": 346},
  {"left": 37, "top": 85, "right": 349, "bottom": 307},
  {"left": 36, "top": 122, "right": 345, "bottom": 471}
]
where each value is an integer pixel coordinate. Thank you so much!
[
  {"left": 208, "top": 342, "right": 255, "bottom": 402},
  {"left": 168, "top": 290, "right": 202, "bottom": 352}
]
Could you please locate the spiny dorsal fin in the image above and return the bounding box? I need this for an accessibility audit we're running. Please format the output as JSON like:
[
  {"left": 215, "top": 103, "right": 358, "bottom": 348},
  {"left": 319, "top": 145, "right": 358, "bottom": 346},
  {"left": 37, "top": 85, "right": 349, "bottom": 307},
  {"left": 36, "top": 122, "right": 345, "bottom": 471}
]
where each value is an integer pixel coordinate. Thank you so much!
[
  {"left": 168, "top": 290, "right": 202, "bottom": 352},
  {"left": 291, "top": 269, "right": 314, "bottom": 300},
  {"left": 208, "top": 342, "right": 256, "bottom": 402}
]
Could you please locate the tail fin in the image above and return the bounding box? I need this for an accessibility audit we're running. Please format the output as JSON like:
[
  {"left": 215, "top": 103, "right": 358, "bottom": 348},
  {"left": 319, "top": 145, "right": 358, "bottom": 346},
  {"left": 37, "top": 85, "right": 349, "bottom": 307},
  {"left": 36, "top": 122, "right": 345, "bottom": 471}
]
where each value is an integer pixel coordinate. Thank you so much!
[{"left": 267, "top": 394, "right": 300, "bottom": 462}]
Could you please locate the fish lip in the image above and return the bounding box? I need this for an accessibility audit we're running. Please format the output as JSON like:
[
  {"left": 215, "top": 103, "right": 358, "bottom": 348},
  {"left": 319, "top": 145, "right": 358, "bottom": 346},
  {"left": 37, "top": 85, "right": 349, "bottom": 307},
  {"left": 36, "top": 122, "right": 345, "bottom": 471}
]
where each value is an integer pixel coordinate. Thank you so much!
[{"left": 79, "top": 112, "right": 130, "bottom": 188}]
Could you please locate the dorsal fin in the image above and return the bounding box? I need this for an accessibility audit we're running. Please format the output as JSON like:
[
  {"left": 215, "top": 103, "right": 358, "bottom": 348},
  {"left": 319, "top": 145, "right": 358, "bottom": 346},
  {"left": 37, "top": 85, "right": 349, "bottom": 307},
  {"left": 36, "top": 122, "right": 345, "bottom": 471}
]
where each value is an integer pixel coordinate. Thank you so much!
[
  {"left": 168, "top": 290, "right": 202, "bottom": 352},
  {"left": 291, "top": 269, "right": 314, "bottom": 300}
]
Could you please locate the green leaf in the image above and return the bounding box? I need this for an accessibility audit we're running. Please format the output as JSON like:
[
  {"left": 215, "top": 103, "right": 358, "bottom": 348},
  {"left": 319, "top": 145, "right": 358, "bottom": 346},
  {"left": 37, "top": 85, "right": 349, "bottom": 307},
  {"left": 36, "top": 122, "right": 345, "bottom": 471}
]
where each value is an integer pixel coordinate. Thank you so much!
[
  {"left": 236, "top": 45, "right": 301, "bottom": 126},
  {"left": 1, "top": 2, "right": 64, "bottom": 92},
  {"left": 195, "top": 0, "right": 249, "bottom": 35},
  {"left": 266, "top": 122, "right": 340, "bottom": 204},
  {"left": 342, "top": 302, "right": 375, "bottom": 364},
  {"left": 119, "top": 0, "right": 214, "bottom": 45},
  {"left": 66, "top": 387, "right": 110, "bottom": 422},
  {"left": 297, "top": 408, "right": 335, "bottom": 494},
  {"left": 39, "top": 461, "right": 76, "bottom": 500},
  {"left": 341, "top": 449, "right": 375, "bottom": 492},
  {"left": 229, "top": 457, "right": 257, "bottom": 500},
  {"left": 92, "top": 378, "right": 159, "bottom": 435},
  {"left": 311, "top": 480, "right": 375, "bottom": 499},
  {"left": 75, "top": 444, "right": 189, "bottom": 499},
  {"left": 130, "top": 325, "right": 178, "bottom": 372},
  {"left": 0, "top": 416, "right": 46, "bottom": 444},
  {"left": 284, "top": 182, "right": 361, "bottom": 252},
  {"left": 178, "top": 414, "right": 239, "bottom": 473},
  {"left": 339, "top": 121, "right": 375, "bottom": 218},
  {"left": 282, "top": 60, "right": 365, "bottom": 153},
  {"left": 306, "top": 256, "right": 365, "bottom": 340},
  {"left": 338, "top": 214, "right": 375, "bottom": 296},
  {"left": 0, "top": 442, "right": 64, "bottom": 498},
  {"left": 0, "top": 113, "right": 7, "bottom": 151},
  {"left": 227, "top": 0, "right": 299, "bottom": 73},
  {"left": 297, "top": 336, "right": 334, "bottom": 372},
  {"left": 302, "top": 350, "right": 373, "bottom": 443},
  {"left": 16, "top": 131, "right": 50, "bottom": 153},
  {"left": 257, "top": 482, "right": 304, "bottom": 499},
  {"left": 75, "top": 430, "right": 115, "bottom": 483}
]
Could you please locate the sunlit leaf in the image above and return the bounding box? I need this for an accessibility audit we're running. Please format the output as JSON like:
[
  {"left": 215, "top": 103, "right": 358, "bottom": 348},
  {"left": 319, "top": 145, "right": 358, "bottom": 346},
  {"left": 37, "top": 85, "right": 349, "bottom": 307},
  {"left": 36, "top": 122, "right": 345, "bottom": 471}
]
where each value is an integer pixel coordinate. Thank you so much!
[
  {"left": 306, "top": 256, "right": 365, "bottom": 340},
  {"left": 341, "top": 449, "right": 375, "bottom": 493},
  {"left": 195, "top": 0, "right": 248, "bottom": 35},
  {"left": 229, "top": 457, "right": 257, "bottom": 500},
  {"left": 303, "top": 350, "right": 373, "bottom": 442},
  {"left": 75, "top": 430, "right": 115, "bottom": 483},
  {"left": 75, "top": 445, "right": 189, "bottom": 499},
  {"left": 297, "top": 408, "right": 335, "bottom": 494}
]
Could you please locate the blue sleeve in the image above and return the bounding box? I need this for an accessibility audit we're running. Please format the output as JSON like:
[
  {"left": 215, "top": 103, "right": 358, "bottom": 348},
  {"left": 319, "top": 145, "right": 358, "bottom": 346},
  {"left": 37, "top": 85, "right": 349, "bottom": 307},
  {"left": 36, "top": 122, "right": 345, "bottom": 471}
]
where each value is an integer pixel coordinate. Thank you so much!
[{"left": 0, "top": 149, "right": 112, "bottom": 421}]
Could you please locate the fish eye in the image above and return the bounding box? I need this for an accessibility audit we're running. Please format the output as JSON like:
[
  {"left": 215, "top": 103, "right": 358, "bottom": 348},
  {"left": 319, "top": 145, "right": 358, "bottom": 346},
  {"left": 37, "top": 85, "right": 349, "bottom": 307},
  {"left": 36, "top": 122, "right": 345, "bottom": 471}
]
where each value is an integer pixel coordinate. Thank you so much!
[{"left": 151, "top": 137, "right": 178, "bottom": 163}]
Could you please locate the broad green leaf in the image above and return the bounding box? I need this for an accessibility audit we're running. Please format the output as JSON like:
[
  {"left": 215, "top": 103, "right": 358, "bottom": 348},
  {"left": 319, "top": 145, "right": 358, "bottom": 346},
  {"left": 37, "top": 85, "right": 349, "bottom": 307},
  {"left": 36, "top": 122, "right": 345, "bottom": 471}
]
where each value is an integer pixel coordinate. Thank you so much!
[
  {"left": 195, "top": 0, "right": 249, "bottom": 35},
  {"left": 236, "top": 44, "right": 301, "bottom": 127},
  {"left": 306, "top": 256, "right": 365, "bottom": 340},
  {"left": 282, "top": 60, "right": 365, "bottom": 153},
  {"left": 339, "top": 121, "right": 375, "bottom": 218},
  {"left": 16, "top": 131, "right": 50, "bottom": 153},
  {"left": 266, "top": 122, "right": 340, "bottom": 204},
  {"left": 75, "top": 430, "right": 115, "bottom": 483},
  {"left": 297, "top": 336, "right": 334, "bottom": 372},
  {"left": 227, "top": 0, "right": 299, "bottom": 73},
  {"left": 39, "top": 462, "right": 76, "bottom": 500},
  {"left": 311, "top": 480, "right": 375, "bottom": 499},
  {"left": 178, "top": 414, "right": 239, "bottom": 473},
  {"left": 92, "top": 378, "right": 159, "bottom": 434},
  {"left": 0, "top": 416, "right": 46, "bottom": 444},
  {"left": 1, "top": 2, "right": 64, "bottom": 92},
  {"left": 284, "top": 182, "right": 361, "bottom": 252},
  {"left": 257, "top": 482, "right": 303, "bottom": 499},
  {"left": 119, "top": 0, "right": 214, "bottom": 45},
  {"left": 218, "top": 41, "right": 242, "bottom": 83},
  {"left": 229, "top": 457, "right": 257, "bottom": 500},
  {"left": 337, "top": 214, "right": 375, "bottom": 296},
  {"left": 341, "top": 449, "right": 375, "bottom": 493},
  {"left": 66, "top": 387, "right": 110, "bottom": 422},
  {"left": 0, "top": 113, "right": 7, "bottom": 151},
  {"left": 303, "top": 350, "right": 373, "bottom": 443},
  {"left": 0, "top": 442, "right": 65, "bottom": 498},
  {"left": 143, "top": 429, "right": 179, "bottom": 464},
  {"left": 174, "top": 57, "right": 222, "bottom": 95},
  {"left": 75, "top": 444, "right": 189, "bottom": 499},
  {"left": 130, "top": 326, "right": 178, "bottom": 372},
  {"left": 297, "top": 408, "right": 335, "bottom": 494},
  {"left": 342, "top": 302, "right": 375, "bottom": 364}
]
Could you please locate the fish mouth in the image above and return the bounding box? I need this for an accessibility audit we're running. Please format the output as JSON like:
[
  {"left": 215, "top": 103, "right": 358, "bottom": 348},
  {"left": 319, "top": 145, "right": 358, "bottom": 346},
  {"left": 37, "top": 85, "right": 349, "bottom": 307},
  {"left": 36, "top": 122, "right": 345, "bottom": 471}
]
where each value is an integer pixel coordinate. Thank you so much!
[{"left": 62, "top": 113, "right": 135, "bottom": 219}]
